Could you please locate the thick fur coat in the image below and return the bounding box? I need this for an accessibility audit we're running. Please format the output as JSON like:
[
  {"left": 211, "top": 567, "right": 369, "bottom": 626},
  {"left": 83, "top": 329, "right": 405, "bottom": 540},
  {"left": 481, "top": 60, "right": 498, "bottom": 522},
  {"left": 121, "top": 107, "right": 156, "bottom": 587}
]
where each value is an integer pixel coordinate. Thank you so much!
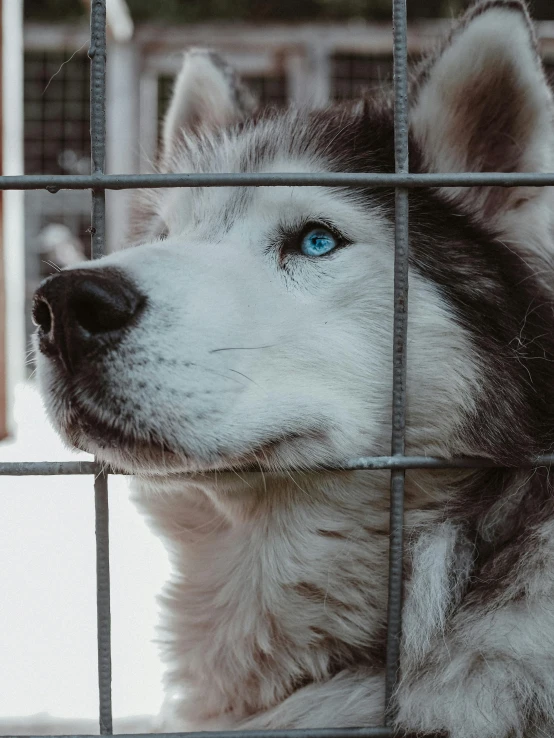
[{"left": 33, "top": 1, "right": 554, "bottom": 736}]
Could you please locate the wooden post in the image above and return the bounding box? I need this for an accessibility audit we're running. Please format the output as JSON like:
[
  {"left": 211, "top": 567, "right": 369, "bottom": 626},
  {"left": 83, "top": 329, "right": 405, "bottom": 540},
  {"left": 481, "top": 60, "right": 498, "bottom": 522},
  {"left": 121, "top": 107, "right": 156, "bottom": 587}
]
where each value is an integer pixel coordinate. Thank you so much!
[
  {"left": 2, "top": 0, "right": 25, "bottom": 438},
  {"left": 106, "top": 39, "right": 140, "bottom": 250},
  {"left": 0, "top": 0, "right": 7, "bottom": 441}
]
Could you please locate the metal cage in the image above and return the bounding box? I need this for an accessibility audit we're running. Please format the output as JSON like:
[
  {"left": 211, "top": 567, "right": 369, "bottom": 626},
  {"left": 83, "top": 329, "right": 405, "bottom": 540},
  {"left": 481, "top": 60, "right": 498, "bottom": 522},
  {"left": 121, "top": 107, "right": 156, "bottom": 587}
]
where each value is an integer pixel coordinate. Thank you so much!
[{"left": 2, "top": 1, "right": 554, "bottom": 736}]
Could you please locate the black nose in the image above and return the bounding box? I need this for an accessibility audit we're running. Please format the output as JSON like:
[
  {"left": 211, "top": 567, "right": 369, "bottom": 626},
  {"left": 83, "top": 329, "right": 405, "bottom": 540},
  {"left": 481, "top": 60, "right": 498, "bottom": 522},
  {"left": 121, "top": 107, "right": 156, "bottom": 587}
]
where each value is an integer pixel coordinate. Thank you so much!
[{"left": 33, "top": 267, "right": 145, "bottom": 372}]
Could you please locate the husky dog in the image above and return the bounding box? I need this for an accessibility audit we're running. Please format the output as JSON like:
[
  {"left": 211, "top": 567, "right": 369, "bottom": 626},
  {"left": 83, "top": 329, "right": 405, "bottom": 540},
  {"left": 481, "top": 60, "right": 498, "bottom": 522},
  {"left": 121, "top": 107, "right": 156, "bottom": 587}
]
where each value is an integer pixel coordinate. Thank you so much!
[{"left": 32, "top": 1, "right": 554, "bottom": 736}]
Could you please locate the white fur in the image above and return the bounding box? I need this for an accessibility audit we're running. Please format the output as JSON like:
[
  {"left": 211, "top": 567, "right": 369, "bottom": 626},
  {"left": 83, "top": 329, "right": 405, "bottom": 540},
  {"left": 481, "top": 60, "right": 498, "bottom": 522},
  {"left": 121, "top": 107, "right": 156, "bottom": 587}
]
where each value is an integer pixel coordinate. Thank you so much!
[
  {"left": 402, "top": 522, "right": 474, "bottom": 662},
  {"left": 397, "top": 520, "right": 554, "bottom": 738}
]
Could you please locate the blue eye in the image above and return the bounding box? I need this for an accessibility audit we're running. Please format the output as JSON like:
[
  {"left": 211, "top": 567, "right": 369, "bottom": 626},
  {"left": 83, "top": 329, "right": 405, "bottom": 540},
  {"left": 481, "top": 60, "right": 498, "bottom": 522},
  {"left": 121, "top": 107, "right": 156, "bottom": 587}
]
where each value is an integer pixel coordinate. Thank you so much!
[{"left": 300, "top": 227, "right": 338, "bottom": 257}]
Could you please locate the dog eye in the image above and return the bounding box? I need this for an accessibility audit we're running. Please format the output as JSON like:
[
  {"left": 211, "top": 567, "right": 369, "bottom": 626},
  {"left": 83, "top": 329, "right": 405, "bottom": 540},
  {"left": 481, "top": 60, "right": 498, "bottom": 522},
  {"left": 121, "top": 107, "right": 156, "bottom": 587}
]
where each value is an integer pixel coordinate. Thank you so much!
[
  {"left": 300, "top": 226, "right": 339, "bottom": 257},
  {"left": 159, "top": 228, "right": 169, "bottom": 242}
]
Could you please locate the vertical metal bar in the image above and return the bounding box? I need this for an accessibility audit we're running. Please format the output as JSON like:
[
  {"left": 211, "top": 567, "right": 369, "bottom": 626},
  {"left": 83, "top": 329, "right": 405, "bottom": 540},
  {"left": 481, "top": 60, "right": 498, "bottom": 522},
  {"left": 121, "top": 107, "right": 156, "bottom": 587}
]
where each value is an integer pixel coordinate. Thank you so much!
[
  {"left": 384, "top": 0, "right": 409, "bottom": 724},
  {"left": 94, "top": 470, "right": 113, "bottom": 734},
  {"left": 90, "top": 0, "right": 106, "bottom": 259},
  {"left": 89, "top": 1, "right": 113, "bottom": 734}
]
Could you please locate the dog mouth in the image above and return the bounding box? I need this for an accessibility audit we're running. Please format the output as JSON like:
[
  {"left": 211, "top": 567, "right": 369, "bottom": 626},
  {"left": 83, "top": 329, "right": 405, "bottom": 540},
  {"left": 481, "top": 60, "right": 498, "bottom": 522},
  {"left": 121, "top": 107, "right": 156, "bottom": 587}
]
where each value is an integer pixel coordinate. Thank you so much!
[
  {"left": 61, "top": 396, "right": 323, "bottom": 475},
  {"left": 66, "top": 404, "right": 180, "bottom": 464}
]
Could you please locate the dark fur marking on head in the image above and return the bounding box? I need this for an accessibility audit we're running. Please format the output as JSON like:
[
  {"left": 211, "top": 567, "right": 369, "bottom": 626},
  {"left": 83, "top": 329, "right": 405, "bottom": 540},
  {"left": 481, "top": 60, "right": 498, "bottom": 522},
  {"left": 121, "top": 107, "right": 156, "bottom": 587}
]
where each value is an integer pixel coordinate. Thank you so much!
[{"left": 269, "top": 94, "right": 554, "bottom": 611}]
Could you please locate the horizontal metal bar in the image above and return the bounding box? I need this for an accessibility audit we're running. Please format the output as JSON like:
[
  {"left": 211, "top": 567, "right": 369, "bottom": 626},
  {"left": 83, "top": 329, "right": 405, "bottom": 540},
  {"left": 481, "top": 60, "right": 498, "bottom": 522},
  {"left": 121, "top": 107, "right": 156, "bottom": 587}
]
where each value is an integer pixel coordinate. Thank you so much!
[
  {"left": 338, "top": 454, "right": 506, "bottom": 470},
  {"left": 3, "top": 454, "right": 554, "bottom": 477},
  {"left": 0, "top": 461, "right": 102, "bottom": 475},
  {"left": 0, "top": 727, "right": 396, "bottom": 738},
  {"left": 1, "top": 171, "right": 554, "bottom": 191}
]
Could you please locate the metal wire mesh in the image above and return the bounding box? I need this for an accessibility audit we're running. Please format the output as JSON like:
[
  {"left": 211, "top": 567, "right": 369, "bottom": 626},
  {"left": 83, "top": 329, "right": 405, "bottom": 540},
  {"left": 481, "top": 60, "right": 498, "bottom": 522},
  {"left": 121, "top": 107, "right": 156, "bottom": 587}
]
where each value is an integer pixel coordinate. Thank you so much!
[
  {"left": 23, "top": 47, "right": 92, "bottom": 354},
  {"left": 2, "top": 0, "right": 552, "bottom": 736},
  {"left": 24, "top": 50, "right": 90, "bottom": 176},
  {"left": 332, "top": 53, "right": 395, "bottom": 100}
]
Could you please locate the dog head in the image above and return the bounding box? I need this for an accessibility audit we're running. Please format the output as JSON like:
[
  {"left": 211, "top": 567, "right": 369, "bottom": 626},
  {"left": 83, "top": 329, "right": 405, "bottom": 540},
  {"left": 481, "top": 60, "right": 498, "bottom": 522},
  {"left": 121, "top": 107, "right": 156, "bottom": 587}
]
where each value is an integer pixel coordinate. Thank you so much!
[{"left": 34, "top": 0, "right": 554, "bottom": 475}]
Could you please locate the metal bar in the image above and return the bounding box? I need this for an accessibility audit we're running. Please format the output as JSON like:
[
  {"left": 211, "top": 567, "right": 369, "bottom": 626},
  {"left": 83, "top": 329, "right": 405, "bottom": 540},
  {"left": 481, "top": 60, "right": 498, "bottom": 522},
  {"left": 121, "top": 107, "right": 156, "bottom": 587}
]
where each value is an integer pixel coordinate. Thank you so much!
[
  {"left": 0, "top": 726, "right": 392, "bottom": 738},
  {"left": 89, "top": 1, "right": 113, "bottom": 734},
  {"left": 3, "top": 454, "right": 554, "bottom": 476},
  {"left": 1, "top": 171, "right": 554, "bottom": 191},
  {"left": 94, "top": 470, "right": 113, "bottom": 735},
  {"left": 384, "top": 0, "right": 409, "bottom": 723},
  {"left": 0, "top": 461, "right": 101, "bottom": 475},
  {"left": 90, "top": 0, "right": 106, "bottom": 259}
]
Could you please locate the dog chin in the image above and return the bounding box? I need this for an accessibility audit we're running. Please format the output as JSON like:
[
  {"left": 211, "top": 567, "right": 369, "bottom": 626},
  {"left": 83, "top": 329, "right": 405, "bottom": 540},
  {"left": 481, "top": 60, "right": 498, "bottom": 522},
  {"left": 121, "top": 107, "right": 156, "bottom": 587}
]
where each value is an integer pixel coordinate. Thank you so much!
[
  {"left": 76, "top": 438, "right": 190, "bottom": 475},
  {"left": 63, "top": 422, "right": 214, "bottom": 476},
  {"left": 62, "top": 411, "right": 328, "bottom": 477},
  {"left": 58, "top": 413, "right": 245, "bottom": 476},
  {"left": 75, "top": 434, "right": 304, "bottom": 477}
]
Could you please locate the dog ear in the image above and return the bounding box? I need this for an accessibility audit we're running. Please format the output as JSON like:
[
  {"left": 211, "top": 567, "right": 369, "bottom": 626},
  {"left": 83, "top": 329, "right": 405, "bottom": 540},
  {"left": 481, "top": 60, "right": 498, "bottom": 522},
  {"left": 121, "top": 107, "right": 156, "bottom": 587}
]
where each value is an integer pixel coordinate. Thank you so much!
[
  {"left": 162, "top": 48, "right": 256, "bottom": 158},
  {"left": 411, "top": 0, "right": 553, "bottom": 227}
]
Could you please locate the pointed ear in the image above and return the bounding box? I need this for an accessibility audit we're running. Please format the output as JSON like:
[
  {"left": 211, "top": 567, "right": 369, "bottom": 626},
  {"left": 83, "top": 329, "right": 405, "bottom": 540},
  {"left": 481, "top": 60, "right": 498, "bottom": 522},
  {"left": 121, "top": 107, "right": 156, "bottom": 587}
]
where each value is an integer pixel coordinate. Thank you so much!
[
  {"left": 162, "top": 48, "right": 256, "bottom": 158},
  {"left": 411, "top": 0, "right": 554, "bottom": 225}
]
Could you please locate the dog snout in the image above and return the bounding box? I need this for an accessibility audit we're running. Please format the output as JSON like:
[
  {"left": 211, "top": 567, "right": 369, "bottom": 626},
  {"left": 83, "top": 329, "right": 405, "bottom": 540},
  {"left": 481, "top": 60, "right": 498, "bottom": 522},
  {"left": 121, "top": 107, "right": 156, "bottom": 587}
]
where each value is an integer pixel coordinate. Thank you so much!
[{"left": 33, "top": 267, "right": 145, "bottom": 372}]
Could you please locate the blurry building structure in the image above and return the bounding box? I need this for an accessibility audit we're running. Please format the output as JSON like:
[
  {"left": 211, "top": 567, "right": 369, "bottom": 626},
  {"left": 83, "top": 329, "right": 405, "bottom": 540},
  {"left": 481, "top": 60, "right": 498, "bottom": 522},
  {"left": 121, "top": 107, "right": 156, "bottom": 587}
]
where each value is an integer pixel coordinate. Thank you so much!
[{"left": 22, "top": 16, "right": 554, "bottom": 352}]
